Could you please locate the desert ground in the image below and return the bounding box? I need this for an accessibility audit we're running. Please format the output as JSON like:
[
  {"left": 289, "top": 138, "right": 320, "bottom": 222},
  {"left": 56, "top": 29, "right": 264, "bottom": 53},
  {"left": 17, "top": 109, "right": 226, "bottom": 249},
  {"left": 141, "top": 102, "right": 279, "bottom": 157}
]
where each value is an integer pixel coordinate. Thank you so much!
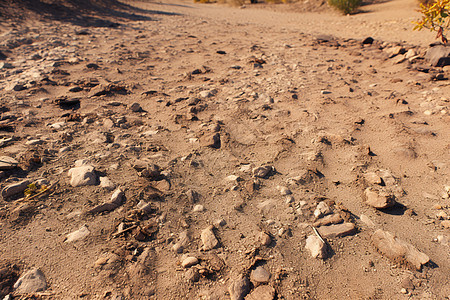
[{"left": 0, "top": 0, "right": 449, "bottom": 299}]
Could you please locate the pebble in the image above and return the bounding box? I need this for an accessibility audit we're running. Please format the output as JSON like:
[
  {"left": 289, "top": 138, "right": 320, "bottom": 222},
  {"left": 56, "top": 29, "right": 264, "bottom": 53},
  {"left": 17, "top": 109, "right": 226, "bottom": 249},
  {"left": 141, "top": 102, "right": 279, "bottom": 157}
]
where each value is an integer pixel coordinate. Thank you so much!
[
  {"left": 181, "top": 256, "right": 199, "bottom": 268},
  {"left": 245, "top": 285, "right": 275, "bottom": 300},
  {"left": 364, "top": 187, "right": 396, "bottom": 209},
  {"left": 258, "top": 231, "right": 272, "bottom": 246},
  {"left": 68, "top": 165, "right": 97, "bottom": 187},
  {"left": 371, "top": 229, "right": 429, "bottom": 271},
  {"left": 87, "top": 188, "right": 125, "bottom": 214},
  {"left": 65, "top": 224, "right": 91, "bottom": 242},
  {"left": 130, "top": 102, "right": 142, "bottom": 112},
  {"left": 99, "top": 176, "right": 115, "bottom": 190},
  {"left": 252, "top": 165, "right": 273, "bottom": 178},
  {"left": 14, "top": 268, "right": 47, "bottom": 294},
  {"left": 185, "top": 268, "right": 200, "bottom": 282},
  {"left": 250, "top": 266, "right": 271, "bottom": 284},
  {"left": 276, "top": 185, "right": 292, "bottom": 195},
  {"left": 215, "top": 218, "right": 227, "bottom": 227},
  {"left": 228, "top": 275, "right": 250, "bottom": 300},
  {"left": 201, "top": 225, "right": 219, "bottom": 251},
  {"left": 199, "top": 132, "right": 221, "bottom": 148},
  {"left": 441, "top": 220, "right": 450, "bottom": 228},
  {"left": 364, "top": 172, "right": 382, "bottom": 185},
  {"left": 193, "top": 204, "right": 204, "bottom": 212},
  {"left": 314, "top": 201, "right": 332, "bottom": 218},
  {"left": 305, "top": 235, "right": 327, "bottom": 259}
]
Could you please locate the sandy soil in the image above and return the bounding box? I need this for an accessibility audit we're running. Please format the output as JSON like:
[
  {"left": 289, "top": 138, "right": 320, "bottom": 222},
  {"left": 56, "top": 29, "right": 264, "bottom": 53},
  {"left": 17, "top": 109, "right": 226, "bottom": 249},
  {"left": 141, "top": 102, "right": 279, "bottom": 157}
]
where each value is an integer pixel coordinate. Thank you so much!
[{"left": 0, "top": 0, "right": 449, "bottom": 299}]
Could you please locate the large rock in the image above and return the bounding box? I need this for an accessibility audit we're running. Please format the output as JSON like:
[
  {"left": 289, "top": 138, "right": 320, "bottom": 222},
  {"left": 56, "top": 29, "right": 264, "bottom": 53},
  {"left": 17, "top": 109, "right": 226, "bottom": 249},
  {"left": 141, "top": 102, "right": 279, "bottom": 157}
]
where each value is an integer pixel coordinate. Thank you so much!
[
  {"left": 229, "top": 275, "right": 250, "bottom": 300},
  {"left": 245, "top": 285, "right": 275, "bottom": 300},
  {"left": 0, "top": 156, "right": 19, "bottom": 170},
  {"left": 305, "top": 235, "right": 327, "bottom": 259},
  {"left": 1, "top": 179, "right": 31, "bottom": 199},
  {"left": 425, "top": 45, "right": 450, "bottom": 67},
  {"left": 317, "top": 223, "right": 356, "bottom": 238},
  {"left": 371, "top": 229, "right": 429, "bottom": 271},
  {"left": 68, "top": 165, "right": 96, "bottom": 187},
  {"left": 364, "top": 187, "right": 396, "bottom": 209},
  {"left": 14, "top": 268, "right": 47, "bottom": 294},
  {"left": 201, "top": 225, "right": 219, "bottom": 251}
]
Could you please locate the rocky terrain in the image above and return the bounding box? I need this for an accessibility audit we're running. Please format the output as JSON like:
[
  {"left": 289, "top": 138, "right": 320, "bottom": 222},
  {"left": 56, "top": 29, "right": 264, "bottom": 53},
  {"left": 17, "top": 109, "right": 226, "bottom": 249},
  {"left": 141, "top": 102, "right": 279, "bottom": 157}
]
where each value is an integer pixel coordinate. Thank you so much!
[{"left": 0, "top": 0, "right": 449, "bottom": 299}]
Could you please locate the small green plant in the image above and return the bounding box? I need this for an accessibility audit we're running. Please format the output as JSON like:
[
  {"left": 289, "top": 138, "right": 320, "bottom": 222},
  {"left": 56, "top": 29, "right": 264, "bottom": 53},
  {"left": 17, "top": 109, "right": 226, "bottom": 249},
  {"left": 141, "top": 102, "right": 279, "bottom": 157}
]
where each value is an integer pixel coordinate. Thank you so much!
[
  {"left": 328, "top": 0, "right": 362, "bottom": 14},
  {"left": 414, "top": 0, "right": 450, "bottom": 43}
]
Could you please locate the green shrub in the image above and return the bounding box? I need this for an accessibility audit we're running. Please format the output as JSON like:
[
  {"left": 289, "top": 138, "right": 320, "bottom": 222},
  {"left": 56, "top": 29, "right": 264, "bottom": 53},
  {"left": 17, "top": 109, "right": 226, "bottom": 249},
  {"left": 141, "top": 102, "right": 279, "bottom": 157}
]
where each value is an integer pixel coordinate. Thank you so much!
[{"left": 328, "top": 0, "right": 362, "bottom": 14}]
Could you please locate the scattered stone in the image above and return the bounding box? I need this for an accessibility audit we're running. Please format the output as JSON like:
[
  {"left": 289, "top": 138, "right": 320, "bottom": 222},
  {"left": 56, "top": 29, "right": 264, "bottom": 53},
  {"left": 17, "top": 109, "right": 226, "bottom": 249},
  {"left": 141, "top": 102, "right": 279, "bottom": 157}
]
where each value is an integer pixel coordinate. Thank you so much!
[
  {"left": 130, "top": 102, "right": 142, "bottom": 112},
  {"left": 65, "top": 224, "right": 91, "bottom": 242},
  {"left": 200, "top": 133, "right": 221, "bottom": 148},
  {"left": 0, "top": 156, "right": 19, "bottom": 170},
  {"left": 193, "top": 204, "right": 205, "bottom": 212},
  {"left": 99, "top": 176, "right": 115, "bottom": 191},
  {"left": 68, "top": 165, "right": 96, "bottom": 187},
  {"left": 371, "top": 229, "right": 429, "bottom": 270},
  {"left": 185, "top": 267, "right": 200, "bottom": 283},
  {"left": 172, "top": 231, "right": 191, "bottom": 253},
  {"left": 314, "top": 201, "right": 332, "bottom": 218},
  {"left": 228, "top": 275, "right": 250, "bottom": 300},
  {"left": 362, "top": 37, "right": 374, "bottom": 45},
  {"left": 13, "top": 268, "right": 47, "bottom": 294},
  {"left": 425, "top": 45, "right": 450, "bottom": 67},
  {"left": 201, "top": 225, "right": 219, "bottom": 251},
  {"left": 88, "top": 188, "right": 125, "bottom": 214},
  {"left": 1, "top": 179, "right": 31, "bottom": 199},
  {"left": 181, "top": 257, "right": 199, "bottom": 268},
  {"left": 401, "top": 277, "right": 415, "bottom": 290},
  {"left": 305, "top": 235, "right": 327, "bottom": 259},
  {"left": 245, "top": 285, "right": 275, "bottom": 300},
  {"left": 317, "top": 223, "right": 356, "bottom": 238},
  {"left": 312, "top": 213, "right": 343, "bottom": 227},
  {"left": 250, "top": 266, "right": 271, "bottom": 284},
  {"left": 215, "top": 218, "right": 226, "bottom": 227},
  {"left": 364, "top": 187, "right": 396, "bottom": 209},
  {"left": 276, "top": 185, "right": 291, "bottom": 195},
  {"left": 258, "top": 232, "right": 272, "bottom": 247},
  {"left": 441, "top": 220, "right": 450, "bottom": 228},
  {"left": 364, "top": 172, "right": 382, "bottom": 185},
  {"left": 360, "top": 214, "right": 376, "bottom": 228},
  {"left": 252, "top": 165, "right": 273, "bottom": 178}
]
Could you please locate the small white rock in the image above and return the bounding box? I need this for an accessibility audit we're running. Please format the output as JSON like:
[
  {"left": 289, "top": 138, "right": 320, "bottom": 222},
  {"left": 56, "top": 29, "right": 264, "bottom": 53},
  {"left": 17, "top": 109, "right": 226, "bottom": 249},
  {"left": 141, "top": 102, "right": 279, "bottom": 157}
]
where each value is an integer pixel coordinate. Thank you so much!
[
  {"left": 65, "top": 225, "right": 90, "bottom": 243},
  {"left": 193, "top": 204, "right": 205, "bottom": 212}
]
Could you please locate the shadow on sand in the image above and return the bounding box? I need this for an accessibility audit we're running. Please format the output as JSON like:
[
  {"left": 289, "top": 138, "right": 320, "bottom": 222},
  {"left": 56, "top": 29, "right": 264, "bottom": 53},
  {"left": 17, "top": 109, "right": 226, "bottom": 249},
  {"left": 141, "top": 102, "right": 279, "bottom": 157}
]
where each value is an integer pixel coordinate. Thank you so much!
[{"left": 0, "top": 0, "right": 181, "bottom": 27}]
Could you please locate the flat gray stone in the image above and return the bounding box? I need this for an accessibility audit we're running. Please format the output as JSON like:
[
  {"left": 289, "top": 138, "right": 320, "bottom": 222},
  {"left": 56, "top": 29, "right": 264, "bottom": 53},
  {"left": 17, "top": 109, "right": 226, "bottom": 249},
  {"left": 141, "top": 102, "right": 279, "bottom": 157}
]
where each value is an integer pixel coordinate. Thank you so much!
[{"left": 14, "top": 268, "right": 47, "bottom": 294}]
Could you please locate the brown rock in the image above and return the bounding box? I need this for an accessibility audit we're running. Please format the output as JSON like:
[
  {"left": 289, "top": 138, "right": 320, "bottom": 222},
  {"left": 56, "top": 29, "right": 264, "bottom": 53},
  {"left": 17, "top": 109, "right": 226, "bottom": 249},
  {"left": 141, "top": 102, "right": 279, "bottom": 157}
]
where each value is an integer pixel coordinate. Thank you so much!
[
  {"left": 371, "top": 229, "right": 429, "bottom": 271},
  {"left": 258, "top": 232, "right": 272, "bottom": 247},
  {"left": 250, "top": 266, "right": 270, "bottom": 284},
  {"left": 441, "top": 220, "right": 450, "bottom": 229},
  {"left": 229, "top": 275, "right": 250, "bottom": 300},
  {"left": 201, "top": 225, "right": 219, "bottom": 251},
  {"left": 364, "top": 187, "right": 396, "bottom": 209},
  {"left": 200, "top": 133, "right": 221, "bottom": 148},
  {"left": 245, "top": 285, "right": 275, "bottom": 300},
  {"left": 313, "top": 213, "right": 343, "bottom": 227},
  {"left": 317, "top": 222, "right": 356, "bottom": 238},
  {"left": 363, "top": 172, "right": 382, "bottom": 185}
]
